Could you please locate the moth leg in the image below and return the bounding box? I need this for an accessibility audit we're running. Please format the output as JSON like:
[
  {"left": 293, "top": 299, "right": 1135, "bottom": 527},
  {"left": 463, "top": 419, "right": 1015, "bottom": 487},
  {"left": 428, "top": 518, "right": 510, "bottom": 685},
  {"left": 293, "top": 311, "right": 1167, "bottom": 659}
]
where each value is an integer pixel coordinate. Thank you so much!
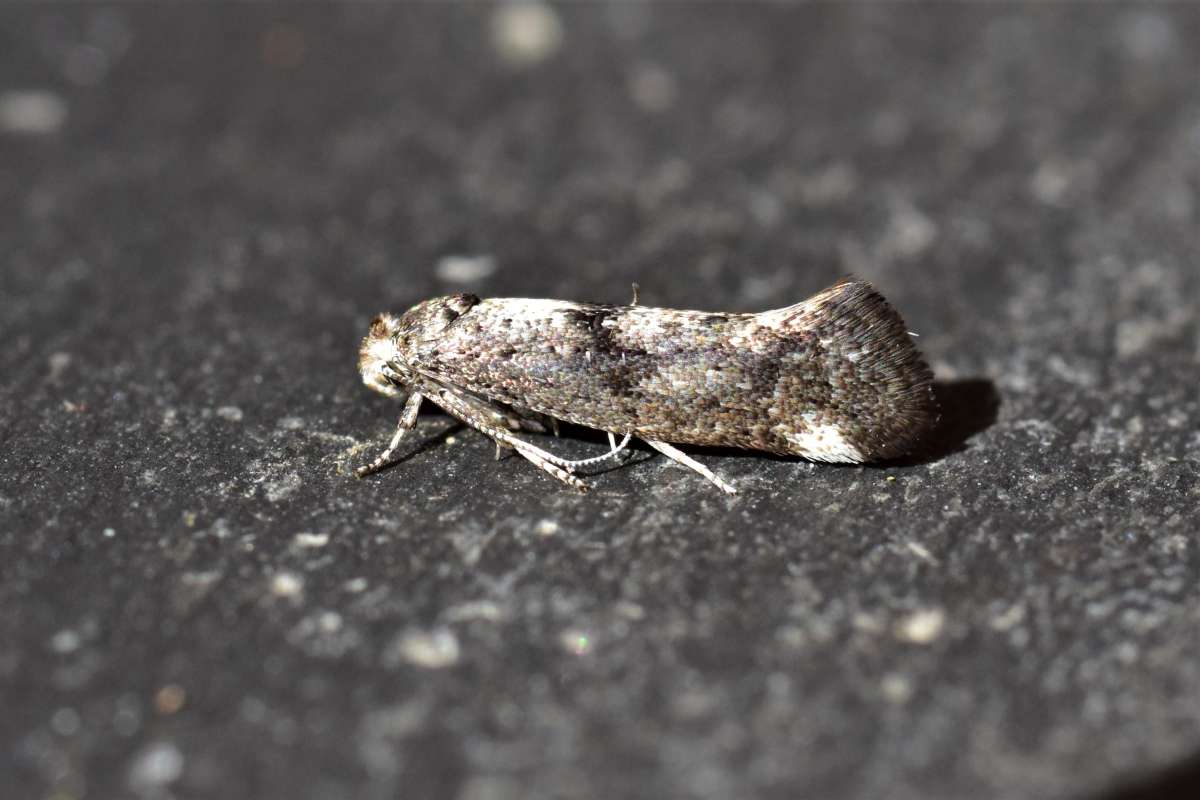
[
  {"left": 357, "top": 391, "right": 424, "bottom": 477},
  {"left": 430, "top": 389, "right": 589, "bottom": 492},
  {"left": 558, "top": 432, "right": 632, "bottom": 469},
  {"left": 452, "top": 393, "right": 540, "bottom": 435},
  {"left": 434, "top": 390, "right": 593, "bottom": 471},
  {"left": 496, "top": 429, "right": 631, "bottom": 471},
  {"left": 608, "top": 431, "right": 633, "bottom": 462},
  {"left": 643, "top": 439, "right": 737, "bottom": 495},
  {"left": 630, "top": 282, "right": 640, "bottom": 305},
  {"left": 506, "top": 438, "right": 590, "bottom": 493}
]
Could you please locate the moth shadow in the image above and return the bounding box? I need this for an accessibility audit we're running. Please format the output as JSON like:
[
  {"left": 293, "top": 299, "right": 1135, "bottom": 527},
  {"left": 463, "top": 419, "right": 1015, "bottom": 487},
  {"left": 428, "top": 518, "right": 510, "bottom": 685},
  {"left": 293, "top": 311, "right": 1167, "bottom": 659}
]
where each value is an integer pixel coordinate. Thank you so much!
[
  {"left": 561, "top": 379, "right": 1001, "bottom": 472},
  {"left": 380, "top": 380, "right": 998, "bottom": 475},
  {"left": 367, "top": 416, "right": 465, "bottom": 473},
  {"left": 886, "top": 378, "right": 1000, "bottom": 467},
  {"left": 1094, "top": 752, "right": 1200, "bottom": 800}
]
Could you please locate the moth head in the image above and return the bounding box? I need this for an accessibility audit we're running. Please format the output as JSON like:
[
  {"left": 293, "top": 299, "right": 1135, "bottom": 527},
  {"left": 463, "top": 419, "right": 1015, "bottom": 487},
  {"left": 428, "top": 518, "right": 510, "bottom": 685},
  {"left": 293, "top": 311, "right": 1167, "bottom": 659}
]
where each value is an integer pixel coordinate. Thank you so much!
[
  {"left": 358, "top": 313, "right": 408, "bottom": 397},
  {"left": 360, "top": 295, "right": 479, "bottom": 398}
]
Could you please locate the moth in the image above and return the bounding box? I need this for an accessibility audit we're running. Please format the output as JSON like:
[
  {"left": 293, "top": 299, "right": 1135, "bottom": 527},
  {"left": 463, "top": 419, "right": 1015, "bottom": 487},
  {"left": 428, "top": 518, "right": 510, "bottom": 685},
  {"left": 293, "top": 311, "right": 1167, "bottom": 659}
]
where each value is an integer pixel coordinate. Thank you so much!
[{"left": 356, "top": 278, "right": 937, "bottom": 494}]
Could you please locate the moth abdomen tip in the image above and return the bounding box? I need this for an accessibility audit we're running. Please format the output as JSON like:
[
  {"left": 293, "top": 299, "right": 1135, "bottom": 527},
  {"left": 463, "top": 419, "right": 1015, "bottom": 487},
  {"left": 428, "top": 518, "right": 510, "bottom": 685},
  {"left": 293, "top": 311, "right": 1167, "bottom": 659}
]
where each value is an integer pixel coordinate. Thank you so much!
[{"left": 805, "top": 279, "right": 940, "bottom": 461}]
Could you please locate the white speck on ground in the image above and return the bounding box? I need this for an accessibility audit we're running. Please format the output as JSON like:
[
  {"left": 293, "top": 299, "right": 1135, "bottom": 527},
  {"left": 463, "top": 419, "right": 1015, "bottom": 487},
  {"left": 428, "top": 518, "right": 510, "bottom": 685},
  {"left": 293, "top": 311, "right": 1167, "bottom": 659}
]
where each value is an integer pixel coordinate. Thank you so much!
[
  {"left": 443, "top": 600, "right": 504, "bottom": 622},
  {"left": 385, "top": 628, "right": 461, "bottom": 669},
  {"left": 881, "top": 673, "right": 915, "bottom": 704},
  {"left": 278, "top": 415, "right": 305, "bottom": 430},
  {"left": 0, "top": 90, "right": 68, "bottom": 134},
  {"left": 216, "top": 405, "right": 244, "bottom": 422},
  {"left": 289, "top": 611, "right": 353, "bottom": 659},
  {"left": 615, "top": 601, "right": 646, "bottom": 620},
  {"left": 435, "top": 254, "right": 497, "bottom": 284},
  {"left": 50, "top": 629, "right": 82, "bottom": 654},
  {"left": 560, "top": 628, "right": 593, "bottom": 655},
  {"left": 491, "top": 1, "right": 563, "bottom": 67},
  {"left": 533, "top": 518, "right": 559, "bottom": 536},
  {"left": 853, "top": 612, "right": 886, "bottom": 633},
  {"left": 989, "top": 603, "right": 1027, "bottom": 632},
  {"left": 881, "top": 204, "right": 937, "bottom": 258},
  {"left": 1031, "top": 159, "right": 1072, "bottom": 205},
  {"left": 270, "top": 572, "right": 304, "bottom": 597},
  {"left": 180, "top": 571, "right": 222, "bottom": 587},
  {"left": 47, "top": 351, "right": 72, "bottom": 381},
  {"left": 265, "top": 472, "right": 302, "bottom": 502},
  {"left": 895, "top": 608, "right": 946, "bottom": 644},
  {"left": 129, "top": 741, "right": 184, "bottom": 789},
  {"left": 1119, "top": 10, "right": 1176, "bottom": 61},
  {"left": 294, "top": 532, "right": 329, "bottom": 548},
  {"left": 904, "top": 540, "right": 938, "bottom": 564},
  {"left": 748, "top": 189, "right": 784, "bottom": 228}
]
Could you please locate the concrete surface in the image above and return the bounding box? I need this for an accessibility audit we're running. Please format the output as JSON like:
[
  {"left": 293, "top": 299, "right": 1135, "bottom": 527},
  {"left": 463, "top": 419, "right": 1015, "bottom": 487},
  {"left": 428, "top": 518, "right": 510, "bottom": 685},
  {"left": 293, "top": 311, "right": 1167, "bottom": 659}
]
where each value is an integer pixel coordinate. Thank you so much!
[{"left": 2, "top": 5, "right": 1199, "bottom": 799}]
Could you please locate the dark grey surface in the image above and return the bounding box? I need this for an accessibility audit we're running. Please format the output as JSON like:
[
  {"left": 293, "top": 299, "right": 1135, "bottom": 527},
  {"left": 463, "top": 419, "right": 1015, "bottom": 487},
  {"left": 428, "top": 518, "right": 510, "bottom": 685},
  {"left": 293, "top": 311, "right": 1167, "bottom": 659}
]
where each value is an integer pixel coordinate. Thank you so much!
[{"left": 3, "top": 5, "right": 1199, "bottom": 799}]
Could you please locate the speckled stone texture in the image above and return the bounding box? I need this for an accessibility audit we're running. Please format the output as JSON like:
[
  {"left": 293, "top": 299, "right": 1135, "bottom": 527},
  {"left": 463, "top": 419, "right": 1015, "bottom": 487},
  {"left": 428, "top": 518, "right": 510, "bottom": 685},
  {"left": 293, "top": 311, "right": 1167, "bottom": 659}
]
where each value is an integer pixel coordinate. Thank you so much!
[{"left": 2, "top": 6, "right": 1198, "bottom": 800}]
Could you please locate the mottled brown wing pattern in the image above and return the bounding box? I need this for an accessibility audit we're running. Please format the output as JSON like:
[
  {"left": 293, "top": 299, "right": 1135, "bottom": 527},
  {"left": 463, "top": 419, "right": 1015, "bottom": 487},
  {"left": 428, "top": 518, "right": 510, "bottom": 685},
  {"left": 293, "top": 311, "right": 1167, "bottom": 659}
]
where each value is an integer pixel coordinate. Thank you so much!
[{"left": 404, "top": 280, "right": 936, "bottom": 462}]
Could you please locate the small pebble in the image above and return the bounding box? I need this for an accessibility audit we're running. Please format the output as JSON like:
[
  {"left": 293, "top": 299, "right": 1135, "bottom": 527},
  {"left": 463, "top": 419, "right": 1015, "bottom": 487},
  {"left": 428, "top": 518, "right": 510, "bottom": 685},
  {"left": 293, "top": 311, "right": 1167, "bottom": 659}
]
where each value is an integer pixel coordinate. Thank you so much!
[
  {"left": 154, "top": 684, "right": 186, "bottom": 715},
  {"left": 0, "top": 90, "right": 68, "bottom": 134},
  {"left": 560, "top": 629, "right": 592, "bottom": 655},
  {"left": 129, "top": 741, "right": 184, "bottom": 788},
  {"left": 392, "top": 629, "right": 461, "bottom": 669},
  {"left": 270, "top": 572, "right": 304, "bottom": 597},
  {"left": 50, "top": 629, "right": 82, "bottom": 654},
  {"left": 881, "top": 673, "right": 914, "bottom": 703},
  {"left": 435, "top": 254, "right": 497, "bottom": 284},
  {"left": 491, "top": 1, "right": 563, "bottom": 66},
  {"left": 895, "top": 608, "right": 946, "bottom": 644}
]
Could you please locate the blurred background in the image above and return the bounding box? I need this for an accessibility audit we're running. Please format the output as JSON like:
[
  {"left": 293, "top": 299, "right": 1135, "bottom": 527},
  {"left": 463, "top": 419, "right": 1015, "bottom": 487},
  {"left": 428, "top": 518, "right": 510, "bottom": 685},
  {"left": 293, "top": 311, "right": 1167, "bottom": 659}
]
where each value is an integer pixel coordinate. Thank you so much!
[{"left": 2, "top": 4, "right": 1199, "bottom": 799}]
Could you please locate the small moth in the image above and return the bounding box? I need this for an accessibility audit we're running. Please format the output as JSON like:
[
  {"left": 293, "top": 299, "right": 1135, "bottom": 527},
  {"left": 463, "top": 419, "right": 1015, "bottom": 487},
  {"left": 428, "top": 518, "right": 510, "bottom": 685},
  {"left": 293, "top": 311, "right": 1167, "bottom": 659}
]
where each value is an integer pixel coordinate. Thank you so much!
[{"left": 356, "top": 278, "right": 937, "bottom": 494}]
